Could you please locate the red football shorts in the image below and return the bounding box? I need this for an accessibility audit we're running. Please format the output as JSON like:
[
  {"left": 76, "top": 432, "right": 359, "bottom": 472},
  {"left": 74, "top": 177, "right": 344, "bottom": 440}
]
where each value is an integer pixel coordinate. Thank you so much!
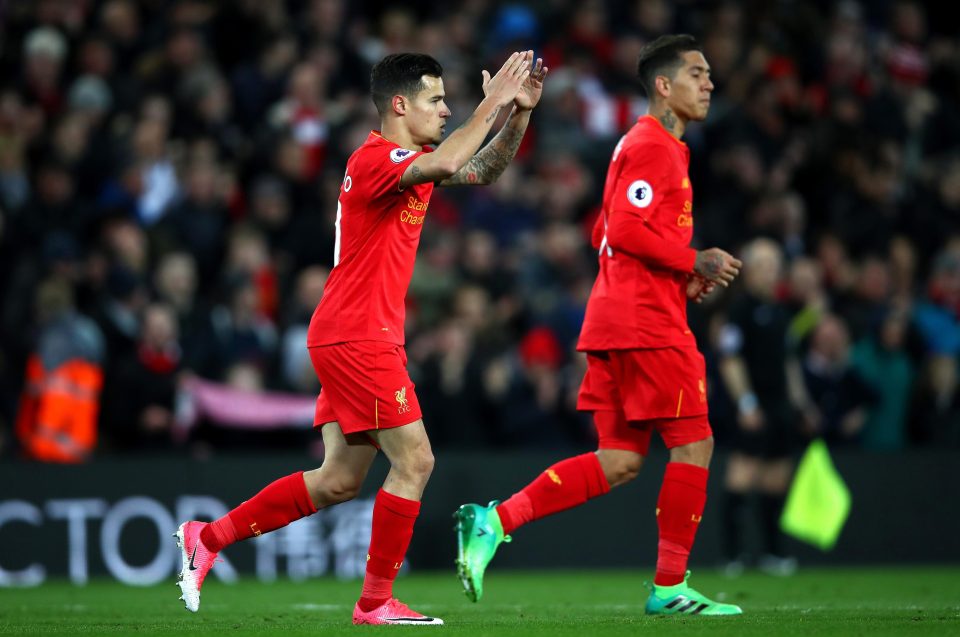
[
  {"left": 309, "top": 341, "right": 422, "bottom": 435},
  {"left": 577, "top": 348, "right": 711, "bottom": 455}
]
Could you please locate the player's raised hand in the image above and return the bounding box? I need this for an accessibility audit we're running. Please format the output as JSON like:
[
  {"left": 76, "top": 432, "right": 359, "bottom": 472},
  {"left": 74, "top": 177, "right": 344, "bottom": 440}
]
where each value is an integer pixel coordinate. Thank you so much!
[
  {"left": 481, "top": 51, "right": 531, "bottom": 108},
  {"left": 694, "top": 248, "right": 742, "bottom": 287},
  {"left": 514, "top": 51, "right": 548, "bottom": 111}
]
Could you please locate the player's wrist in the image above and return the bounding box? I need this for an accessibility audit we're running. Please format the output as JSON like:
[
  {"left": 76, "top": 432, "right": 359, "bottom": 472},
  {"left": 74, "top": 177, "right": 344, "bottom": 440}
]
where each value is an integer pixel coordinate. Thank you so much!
[
  {"left": 692, "top": 250, "right": 706, "bottom": 275},
  {"left": 478, "top": 95, "right": 504, "bottom": 115}
]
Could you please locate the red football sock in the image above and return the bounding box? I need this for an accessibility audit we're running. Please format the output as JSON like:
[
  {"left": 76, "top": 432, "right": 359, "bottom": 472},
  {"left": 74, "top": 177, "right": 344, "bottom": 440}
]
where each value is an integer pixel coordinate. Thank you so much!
[
  {"left": 496, "top": 452, "right": 610, "bottom": 536},
  {"left": 203, "top": 514, "right": 236, "bottom": 553},
  {"left": 654, "top": 462, "right": 708, "bottom": 586},
  {"left": 358, "top": 489, "right": 421, "bottom": 612},
  {"left": 200, "top": 471, "right": 316, "bottom": 553}
]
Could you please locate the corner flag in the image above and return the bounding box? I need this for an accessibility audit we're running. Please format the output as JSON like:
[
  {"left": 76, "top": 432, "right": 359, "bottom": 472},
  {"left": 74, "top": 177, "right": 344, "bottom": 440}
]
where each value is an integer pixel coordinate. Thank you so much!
[{"left": 780, "top": 439, "right": 851, "bottom": 551}]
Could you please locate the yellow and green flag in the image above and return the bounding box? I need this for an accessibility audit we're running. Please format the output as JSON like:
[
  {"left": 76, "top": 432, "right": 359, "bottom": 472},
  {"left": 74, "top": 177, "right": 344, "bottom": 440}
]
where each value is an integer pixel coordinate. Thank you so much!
[{"left": 780, "top": 439, "right": 851, "bottom": 551}]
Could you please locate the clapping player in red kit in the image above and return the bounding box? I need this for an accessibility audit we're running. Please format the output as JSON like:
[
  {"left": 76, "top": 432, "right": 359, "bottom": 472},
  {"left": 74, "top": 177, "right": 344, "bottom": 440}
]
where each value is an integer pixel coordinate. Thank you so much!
[{"left": 175, "top": 50, "right": 547, "bottom": 626}]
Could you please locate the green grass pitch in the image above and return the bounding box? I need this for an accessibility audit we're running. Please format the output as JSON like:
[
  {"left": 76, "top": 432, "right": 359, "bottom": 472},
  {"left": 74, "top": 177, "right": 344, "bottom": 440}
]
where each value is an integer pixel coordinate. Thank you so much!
[{"left": 2, "top": 567, "right": 958, "bottom": 636}]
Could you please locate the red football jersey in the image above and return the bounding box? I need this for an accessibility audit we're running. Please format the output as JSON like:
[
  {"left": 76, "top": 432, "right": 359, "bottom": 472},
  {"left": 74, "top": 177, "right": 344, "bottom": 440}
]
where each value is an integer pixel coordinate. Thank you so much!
[
  {"left": 577, "top": 115, "right": 699, "bottom": 351},
  {"left": 308, "top": 131, "right": 433, "bottom": 347}
]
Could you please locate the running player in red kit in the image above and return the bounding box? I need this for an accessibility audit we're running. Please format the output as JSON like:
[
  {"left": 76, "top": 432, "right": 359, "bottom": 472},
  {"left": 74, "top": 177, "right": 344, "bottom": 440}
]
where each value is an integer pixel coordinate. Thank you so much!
[
  {"left": 455, "top": 35, "right": 744, "bottom": 616},
  {"left": 174, "top": 51, "right": 547, "bottom": 625}
]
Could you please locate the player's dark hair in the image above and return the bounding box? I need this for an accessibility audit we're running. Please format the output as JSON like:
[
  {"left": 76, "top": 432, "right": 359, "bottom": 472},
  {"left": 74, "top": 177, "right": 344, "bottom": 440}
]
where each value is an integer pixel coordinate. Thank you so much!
[
  {"left": 370, "top": 53, "right": 444, "bottom": 116},
  {"left": 636, "top": 34, "right": 702, "bottom": 100}
]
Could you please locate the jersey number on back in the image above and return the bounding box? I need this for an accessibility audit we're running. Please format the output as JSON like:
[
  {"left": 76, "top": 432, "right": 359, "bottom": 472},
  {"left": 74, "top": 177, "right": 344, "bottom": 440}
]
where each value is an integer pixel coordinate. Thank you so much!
[
  {"left": 334, "top": 172, "right": 352, "bottom": 266},
  {"left": 598, "top": 135, "right": 627, "bottom": 259},
  {"left": 598, "top": 218, "right": 614, "bottom": 259}
]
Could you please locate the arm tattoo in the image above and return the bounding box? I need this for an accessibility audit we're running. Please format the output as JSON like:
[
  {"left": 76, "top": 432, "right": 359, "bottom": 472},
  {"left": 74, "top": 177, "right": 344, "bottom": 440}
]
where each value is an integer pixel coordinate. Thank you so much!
[{"left": 440, "top": 112, "right": 526, "bottom": 186}]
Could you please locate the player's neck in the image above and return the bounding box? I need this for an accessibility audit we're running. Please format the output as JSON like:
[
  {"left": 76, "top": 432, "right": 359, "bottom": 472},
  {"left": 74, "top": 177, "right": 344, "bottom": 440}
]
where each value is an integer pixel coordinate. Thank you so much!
[
  {"left": 379, "top": 120, "right": 423, "bottom": 152},
  {"left": 648, "top": 105, "right": 686, "bottom": 140}
]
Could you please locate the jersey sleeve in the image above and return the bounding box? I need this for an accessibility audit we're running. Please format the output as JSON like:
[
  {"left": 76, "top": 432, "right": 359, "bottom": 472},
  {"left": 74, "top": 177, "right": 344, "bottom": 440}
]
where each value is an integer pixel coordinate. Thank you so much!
[
  {"left": 590, "top": 211, "right": 605, "bottom": 250},
  {"left": 604, "top": 142, "right": 696, "bottom": 272},
  {"left": 355, "top": 144, "right": 429, "bottom": 198}
]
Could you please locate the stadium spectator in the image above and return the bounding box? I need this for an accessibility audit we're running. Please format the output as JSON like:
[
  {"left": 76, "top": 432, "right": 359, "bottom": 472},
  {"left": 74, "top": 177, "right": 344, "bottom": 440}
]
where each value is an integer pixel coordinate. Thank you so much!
[
  {"left": 155, "top": 159, "right": 228, "bottom": 288},
  {"left": 278, "top": 265, "right": 327, "bottom": 394},
  {"left": 153, "top": 251, "right": 220, "bottom": 378},
  {"left": 92, "top": 265, "right": 147, "bottom": 373},
  {"left": 833, "top": 256, "right": 893, "bottom": 341},
  {"left": 100, "top": 302, "right": 182, "bottom": 451},
  {"left": 129, "top": 116, "right": 179, "bottom": 227},
  {"left": 912, "top": 248, "right": 960, "bottom": 443},
  {"left": 485, "top": 325, "right": 569, "bottom": 448},
  {"left": 851, "top": 309, "right": 916, "bottom": 450},
  {"left": 802, "top": 314, "right": 879, "bottom": 445},
  {"left": 209, "top": 271, "right": 278, "bottom": 375},
  {"left": 414, "top": 318, "right": 493, "bottom": 448},
  {"left": 20, "top": 26, "right": 69, "bottom": 118},
  {"left": 16, "top": 276, "right": 104, "bottom": 462}
]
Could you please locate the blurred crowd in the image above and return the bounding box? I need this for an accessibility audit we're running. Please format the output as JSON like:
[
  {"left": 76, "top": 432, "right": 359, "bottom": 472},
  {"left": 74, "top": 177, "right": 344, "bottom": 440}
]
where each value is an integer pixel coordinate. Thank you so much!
[{"left": 2, "top": 0, "right": 959, "bottom": 460}]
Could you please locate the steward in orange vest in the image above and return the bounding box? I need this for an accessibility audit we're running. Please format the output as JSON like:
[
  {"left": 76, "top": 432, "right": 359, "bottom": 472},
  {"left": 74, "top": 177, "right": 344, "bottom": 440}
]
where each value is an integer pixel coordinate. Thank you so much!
[{"left": 16, "top": 279, "right": 104, "bottom": 462}]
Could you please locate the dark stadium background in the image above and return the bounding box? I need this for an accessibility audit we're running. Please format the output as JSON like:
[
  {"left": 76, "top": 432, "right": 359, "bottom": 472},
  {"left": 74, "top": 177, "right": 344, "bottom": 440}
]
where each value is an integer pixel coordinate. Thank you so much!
[{"left": 2, "top": 0, "right": 959, "bottom": 587}]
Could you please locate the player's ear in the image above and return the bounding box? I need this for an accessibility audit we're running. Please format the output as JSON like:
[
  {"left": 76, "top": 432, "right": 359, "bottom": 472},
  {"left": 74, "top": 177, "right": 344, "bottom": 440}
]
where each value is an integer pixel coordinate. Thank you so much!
[
  {"left": 391, "top": 95, "right": 407, "bottom": 116},
  {"left": 655, "top": 75, "right": 671, "bottom": 100}
]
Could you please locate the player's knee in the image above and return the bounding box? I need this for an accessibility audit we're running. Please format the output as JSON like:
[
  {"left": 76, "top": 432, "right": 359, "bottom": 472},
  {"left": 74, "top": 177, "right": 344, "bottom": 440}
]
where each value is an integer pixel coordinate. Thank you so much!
[
  {"left": 327, "top": 476, "right": 363, "bottom": 503},
  {"left": 396, "top": 448, "right": 435, "bottom": 483},
  {"left": 306, "top": 468, "right": 363, "bottom": 505},
  {"left": 412, "top": 449, "right": 435, "bottom": 480},
  {"left": 331, "top": 476, "right": 363, "bottom": 502},
  {"left": 599, "top": 452, "right": 644, "bottom": 487},
  {"left": 615, "top": 457, "right": 643, "bottom": 486},
  {"left": 609, "top": 467, "right": 640, "bottom": 487}
]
